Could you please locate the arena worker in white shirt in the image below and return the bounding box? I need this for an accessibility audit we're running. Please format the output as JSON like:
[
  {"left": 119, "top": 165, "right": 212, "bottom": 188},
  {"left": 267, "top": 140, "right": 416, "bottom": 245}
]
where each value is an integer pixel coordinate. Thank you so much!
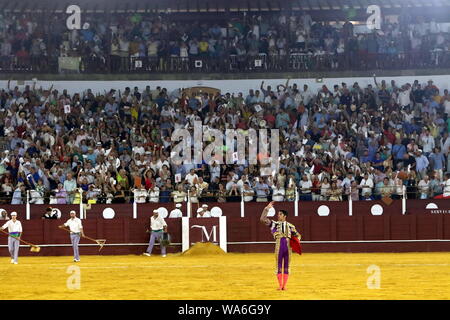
[
  {"left": 143, "top": 209, "right": 168, "bottom": 257},
  {"left": 1, "top": 211, "right": 22, "bottom": 264},
  {"left": 196, "top": 205, "right": 211, "bottom": 218},
  {"left": 169, "top": 203, "right": 183, "bottom": 218},
  {"left": 201, "top": 204, "right": 211, "bottom": 217},
  {"left": 59, "top": 210, "right": 84, "bottom": 262}
]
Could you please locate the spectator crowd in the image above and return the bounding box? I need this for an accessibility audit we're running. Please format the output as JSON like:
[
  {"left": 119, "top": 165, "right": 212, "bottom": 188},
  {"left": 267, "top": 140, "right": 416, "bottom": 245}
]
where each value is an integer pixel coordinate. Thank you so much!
[
  {"left": 2, "top": 11, "right": 450, "bottom": 72},
  {"left": 2, "top": 75, "right": 450, "bottom": 205}
]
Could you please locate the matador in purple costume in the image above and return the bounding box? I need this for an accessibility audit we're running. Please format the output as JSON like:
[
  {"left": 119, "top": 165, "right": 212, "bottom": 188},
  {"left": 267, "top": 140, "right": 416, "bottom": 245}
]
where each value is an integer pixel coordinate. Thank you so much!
[{"left": 260, "top": 201, "right": 301, "bottom": 290}]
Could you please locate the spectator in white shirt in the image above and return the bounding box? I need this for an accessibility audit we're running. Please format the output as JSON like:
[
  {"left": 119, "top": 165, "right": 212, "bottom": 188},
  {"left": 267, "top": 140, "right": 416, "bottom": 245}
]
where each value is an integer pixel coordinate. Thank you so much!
[
  {"left": 301, "top": 84, "right": 314, "bottom": 106},
  {"left": 359, "top": 173, "right": 374, "bottom": 196},
  {"left": 418, "top": 175, "right": 430, "bottom": 199},
  {"left": 63, "top": 173, "right": 77, "bottom": 204},
  {"left": 134, "top": 187, "right": 148, "bottom": 203},
  {"left": 236, "top": 174, "right": 250, "bottom": 192},
  {"left": 184, "top": 169, "right": 199, "bottom": 186},
  {"left": 226, "top": 175, "right": 238, "bottom": 191},
  {"left": 189, "top": 186, "right": 199, "bottom": 203},
  {"left": 320, "top": 177, "right": 331, "bottom": 200},
  {"left": 420, "top": 129, "right": 435, "bottom": 155},
  {"left": 397, "top": 85, "right": 412, "bottom": 109},
  {"left": 272, "top": 182, "right": 285, "bottom": 202},
  {"left": 29, "top": 189, "right": 44, "bottom": 204},
  {"left": 299, "top": 175, "right": 312, "bottom": 201},
  {"left": 242, "top": 182, "right": 255, "bottom": 202},
  {"left": 132, "top": 142, "right": 145, "bottom": 156},
  {"left": 442, "top": 173, "right": 450, "bottom": 197},
  {"left": 156, "top": 156, "right": 171, "bottom": 172},
  {"left": 209, "top": 161, "right": 221, "bottom": 181}
]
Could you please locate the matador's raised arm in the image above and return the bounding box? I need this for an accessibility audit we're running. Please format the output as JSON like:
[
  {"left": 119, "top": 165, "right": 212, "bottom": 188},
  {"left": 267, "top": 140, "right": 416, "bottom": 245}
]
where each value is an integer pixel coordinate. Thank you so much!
[{"left": 260, "top": 201, "right": 274, "bottom": 226}]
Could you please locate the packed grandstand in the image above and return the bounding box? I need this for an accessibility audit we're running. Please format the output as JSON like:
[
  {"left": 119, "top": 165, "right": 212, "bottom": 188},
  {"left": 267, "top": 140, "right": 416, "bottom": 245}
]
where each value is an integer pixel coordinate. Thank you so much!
[
  {"left": 2, "top": 5, "right": 450, "bottom": 73},
  {"left": 1, "top": 75, "right": 450, "bottom": 204},
  {"left": 1, "top": 1, "right": 450, "bottom": 205}
]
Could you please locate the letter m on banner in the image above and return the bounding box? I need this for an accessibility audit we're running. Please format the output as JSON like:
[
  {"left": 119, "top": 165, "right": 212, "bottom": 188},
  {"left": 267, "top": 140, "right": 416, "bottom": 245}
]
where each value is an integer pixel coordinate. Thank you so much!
[
  {"left": 191, "top": 225, "right": 217, "bottom": 242},
  {"left": 182, "top": 217, "right": 227, "bottom": 252}
]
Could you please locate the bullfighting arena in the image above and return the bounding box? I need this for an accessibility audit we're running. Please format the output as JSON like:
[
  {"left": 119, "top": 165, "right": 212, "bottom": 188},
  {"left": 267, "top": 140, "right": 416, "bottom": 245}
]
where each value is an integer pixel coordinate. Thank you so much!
[
  {"left": 1, "top": 247, "right": 450, "bottom": 300},
  {"left": 1, "top": 201, "right": 450, "bottom": 299}
]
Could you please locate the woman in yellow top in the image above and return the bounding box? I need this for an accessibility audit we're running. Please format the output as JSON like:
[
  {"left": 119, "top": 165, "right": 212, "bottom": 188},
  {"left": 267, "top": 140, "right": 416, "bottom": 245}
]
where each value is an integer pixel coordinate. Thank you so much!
[{"left": 198, "top": 39, "right": 209, "bottom": 55}]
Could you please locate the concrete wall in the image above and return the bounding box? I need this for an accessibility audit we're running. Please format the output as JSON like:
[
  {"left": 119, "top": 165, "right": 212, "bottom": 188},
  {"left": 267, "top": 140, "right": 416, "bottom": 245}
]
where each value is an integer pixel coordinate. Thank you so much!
[{"left": 3, "top": 73, "right": 450, "bottom": 95}]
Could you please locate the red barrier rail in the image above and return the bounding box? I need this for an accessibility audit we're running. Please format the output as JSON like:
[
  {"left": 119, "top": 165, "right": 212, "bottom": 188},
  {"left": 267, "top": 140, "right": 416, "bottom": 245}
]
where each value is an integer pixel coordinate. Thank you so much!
[{"left": 0, "top": 200, "right": 449, "bottom": 255}]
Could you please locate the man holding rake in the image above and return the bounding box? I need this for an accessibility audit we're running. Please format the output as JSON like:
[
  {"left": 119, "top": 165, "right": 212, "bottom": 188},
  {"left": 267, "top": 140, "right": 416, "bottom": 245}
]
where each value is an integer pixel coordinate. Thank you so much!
[
  {"left": 1, "top": 212, "right": 22, "bottom": 264},
  {"left": 143, "top": 209, "right": 168, "bottom": 257},
  {"left": 59, "top": 210, "right": 84, "bottom": 262}
]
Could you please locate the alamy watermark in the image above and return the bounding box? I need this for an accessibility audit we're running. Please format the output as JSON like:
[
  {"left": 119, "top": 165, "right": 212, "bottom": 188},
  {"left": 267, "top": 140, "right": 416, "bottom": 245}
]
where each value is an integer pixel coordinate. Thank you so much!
[
  {"left": 66, "top": 265, "right": 81, "bottom": 290},
  {"left": 170, "top": 121, "right": 279, "bottom": 173},
  {"left": 66, "top": 5, "right": 81, "bottom": 30},
  {"left": 366, "top": 5, "right": 381, "bottom": 30},
  {"left": 366, "top": 264, "right": 381, "bottom": 289}
]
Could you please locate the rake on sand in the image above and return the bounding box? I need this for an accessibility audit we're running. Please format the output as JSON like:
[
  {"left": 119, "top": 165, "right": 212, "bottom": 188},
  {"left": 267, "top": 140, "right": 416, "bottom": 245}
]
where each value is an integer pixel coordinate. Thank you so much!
[
  {"left": 59, "top": 226, "right": 106, "bottom": 251},
  {"left": 0, "top": 229, "right": 41, "bottom": 252}
]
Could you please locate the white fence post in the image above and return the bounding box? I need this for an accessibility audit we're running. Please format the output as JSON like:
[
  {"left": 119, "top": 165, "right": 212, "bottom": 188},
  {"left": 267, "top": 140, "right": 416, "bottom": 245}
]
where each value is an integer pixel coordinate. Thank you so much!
[
  {"left": 79, "top": 188, "right": 84, "bottom": 219},
  {"left": 133, "top": 190, "right": 137, "bottom": 219},
  {"left": 240, "top": 194, "right": 245, "bottom": 218},
  {"left": 181, "top": 217, "right": 190, "bottom": 252},
  {"left": 402, "top": 185, "right": 406, "bottom": 215},
  {"left": 187, "top": 190, "right": 191, "bottom": 218},
  {"left": 294, "top": 187, "right": 299, "bottom": 216},
  {"left": 26, "top": 190, "right": 30, "bottom": 220},
  {"left": 349, "top": 187, "right": 353, "bottom": 216}
]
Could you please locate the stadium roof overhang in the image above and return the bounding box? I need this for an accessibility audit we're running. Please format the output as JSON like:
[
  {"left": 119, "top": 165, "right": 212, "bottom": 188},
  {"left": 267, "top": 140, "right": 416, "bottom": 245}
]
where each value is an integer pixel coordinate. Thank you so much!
[{"left": 3, "top": 0, "right": 450, "bottom": 13}]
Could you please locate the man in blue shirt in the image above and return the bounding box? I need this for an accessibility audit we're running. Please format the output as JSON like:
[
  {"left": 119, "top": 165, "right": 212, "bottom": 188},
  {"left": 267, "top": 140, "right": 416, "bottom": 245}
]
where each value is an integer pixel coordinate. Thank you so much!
[
  {"left": 392, "top": 139, "right": 406, "bottom": 168},
  {"left": 359, "top": 149, "right": 373, "bottom": 164},
  {"left": 415, "top": 150, "right": 429, "bottom": 179},
  {"left": 245, "top": 90, "right": 257, "bottom": 105},
  {"left": 403, "top": 119, "right": 421, "bottom": 135},
  {"left": 276, "top": 110, "right": 291, "bottom": 129},
  {"left": 26, "top": 142, "right": 39, "bottom": 157},
  {"left": 27, "top": 167, "right": 41, "bottom": 189},
  {"left": 9, "top": 132, "right": 22, "bottom": 150},
  {"left": 11, "top": 184, "right": 25, "bottom": 205},
  {"left": 429, "top": 147, "right": 446, "bottom": 180},
  {"left": 255, "top": 178, "right": 270, "bottom": 202},
  {"left": 104, "top": 98, "right": 118, "bottom": 117},
  {"left": 188, "top": 94, "right": 199, "bottom": 111},
  {"left": 85, "top": 147, "right": 97, "bottom": 165},
  {"left": 159, "top": 186, "right": 171, "bottom": 203},
  {"left": 155, "top": 93, "right": 168, "bottom": 110}
]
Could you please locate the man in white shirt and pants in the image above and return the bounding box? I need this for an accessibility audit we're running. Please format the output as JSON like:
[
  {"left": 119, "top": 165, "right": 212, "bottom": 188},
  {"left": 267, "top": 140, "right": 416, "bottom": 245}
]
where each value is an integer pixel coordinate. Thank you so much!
[
  {"left": 143, "top": 209, "right": 168, "bottom": 257},
  {"left": 1, "top": 211, "right": 22, "bottom": 264},
  {"left": 59, "top": 210, "right": 84, "bottom": 262}
]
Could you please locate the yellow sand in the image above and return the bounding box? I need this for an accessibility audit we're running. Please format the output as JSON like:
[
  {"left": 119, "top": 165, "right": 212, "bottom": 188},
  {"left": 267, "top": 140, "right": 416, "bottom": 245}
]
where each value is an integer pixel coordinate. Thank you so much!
[
  {"left": 182, "top": 242, "right": 227, "bottom": 256},
  {"left": 1, "top": 252, "right": 450, "bottom": 300}
]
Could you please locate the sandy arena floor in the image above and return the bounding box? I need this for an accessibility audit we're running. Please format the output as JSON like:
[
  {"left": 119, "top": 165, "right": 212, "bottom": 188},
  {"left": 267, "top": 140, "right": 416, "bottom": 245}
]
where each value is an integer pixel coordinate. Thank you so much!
[{"left": 1, "top": 251, "right": 450, "bottom": 300}]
